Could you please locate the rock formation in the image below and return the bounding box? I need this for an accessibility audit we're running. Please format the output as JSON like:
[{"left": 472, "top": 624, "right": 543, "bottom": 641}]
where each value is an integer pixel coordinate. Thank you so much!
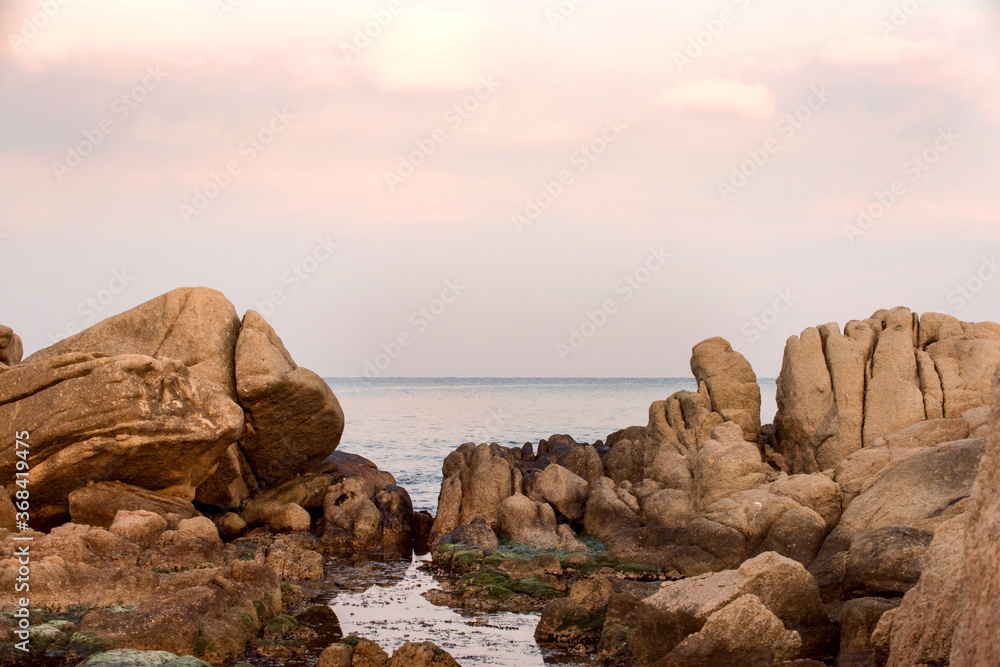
[{"left": 775, "top": 307, "right": 1000, "bottom": 473}]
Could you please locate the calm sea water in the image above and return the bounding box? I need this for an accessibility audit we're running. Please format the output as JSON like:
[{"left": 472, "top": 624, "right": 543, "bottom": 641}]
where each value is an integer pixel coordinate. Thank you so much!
[{"left": 325, "top": 378, "right": 778, "bottom": 513}]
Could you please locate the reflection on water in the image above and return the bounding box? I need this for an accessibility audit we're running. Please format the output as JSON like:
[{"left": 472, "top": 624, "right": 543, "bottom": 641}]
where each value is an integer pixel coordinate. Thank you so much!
[{"left": 312, "top": 554, "right": 592, "bottom": 666}]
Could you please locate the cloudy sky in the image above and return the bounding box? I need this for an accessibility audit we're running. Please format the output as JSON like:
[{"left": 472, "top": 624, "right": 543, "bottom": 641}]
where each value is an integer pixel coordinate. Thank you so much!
[{"left": 1, "top": 0, "right": 998, "bottom": 378}]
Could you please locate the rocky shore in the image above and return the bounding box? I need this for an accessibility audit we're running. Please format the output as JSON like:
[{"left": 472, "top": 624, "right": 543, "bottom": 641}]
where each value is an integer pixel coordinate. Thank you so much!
[{"left": 2, "top": 292, "right": 999, "bottom": 666}]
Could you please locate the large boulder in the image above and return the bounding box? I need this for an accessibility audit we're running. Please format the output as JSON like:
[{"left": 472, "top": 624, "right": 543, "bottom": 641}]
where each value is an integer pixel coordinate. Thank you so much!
[
  {"left": 235, "top": 310, "right": 345, "bottom": 488},
  {"left": 23, "top": 287, "right": 241, "bottom": 397},
  {"left": 0, "top": 355, "right": 243, "bottom": 527},
  {"left": 498, "top": 494, "right": 581, "bottom": 550},
  {"left": 843, "top": 526, "right": 933, "bottom": 597},
  {"left": 815, "top": 437, "right": 984, "bottom": 562},
  {"left": 690, "top": 337, "right": 762, "bottom": 442},
  {"left": 637, "top": 551, "right": 833, "bottom": 663},
  {"left": 387, "top": 641, "right": 461, "bottom": 667},
  {"left": 774, "top": 309, "right": 1000, "bottom": 473}
]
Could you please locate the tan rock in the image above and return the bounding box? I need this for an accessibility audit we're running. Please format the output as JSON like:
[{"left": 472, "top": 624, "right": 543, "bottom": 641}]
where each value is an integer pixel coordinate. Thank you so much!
[
  {"left": 387, "top": 641, "right": 461, "bottom": 667},
  {"left": 69, "top": 482, "right": 200, "bottom": 529},
  {"left": 863, "top": 307, "right": 926, "bottom": 447},
  {"left": 584, "top": 477, "right": 641, "bottom": 549},
  {"left": 690, "top": 337, "right": 762, "bottom": 442},
  {"left": 557, "top": 444, "right": 604, "bottom": 482},
  {"left": 244, "top": 500, "right": 312, "bottom": 533},
  {"left": 660, "top": 594, "right": 802, "bottom": 666},
  {"left": 24, "top": 287, "right": 241, "bottom": 397},
  {"left": 693, "top": 422, "right": 766, "bottom": 510},
  {"left": 768, "top": 472, "right": 842, "bottom": 529},
  {"left": 873, "top": 418, "right": 970, "bottom": 449},
  {"left": 844, "top": 526, "right": 933, "bottom": 597},
  {"left": 108, "top": 510, "right": 168, "bottom": 549},
  {"left": 774, "top": 326, "right": 836, "bottom": 473},
  {"left": 235, "top": 310, "right": 345, "bottom": 488},
  {"left": 643, "top": 551, "right": 833, "bottom": 658},
  {"left": 1, "top": 355, "right": 242, "bottom": 527},
  {"left": 430, "top": 443, "right": 520, "bottom": 538},
  {"left": 816, "top": 438, "right": 984, "bottom": 561},
  {"left": 528, "top": 464, "right": 588, "bottom": 520},
  {"left": 497, "top": 494, "right": 562, "bottom": 549},
  {"left": 0, "top": 487, "right": 16, "bottom": 531},
  {"left": 838, "top": 597, "right": 898, "bottom": 666}
]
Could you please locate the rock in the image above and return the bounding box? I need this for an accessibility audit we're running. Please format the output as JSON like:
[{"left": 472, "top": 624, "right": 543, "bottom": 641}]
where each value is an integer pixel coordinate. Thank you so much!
[
  {"left": 584, "top": 477, "right": 641, "bottom": 550},
  {"left": 321, "top": 477, "right": 413, "bottom": 556},
  {"left": 321, "top": 451, "right": 396, "bottom": 491},
  {"left": 497, "top": 494, "right": 562, "bottom": 549},
  {"left": 109, "top": 510, "right": 169, "bottom": 549},
  {"left": 536, "top": 577, "right": 615, "bottom": 643},
  {"left": 880, "top": 515, "right": 966, "bottom": 666},
  {"left": 693, "top": 422, "right": 766, "bottom": 510},
  {"left": 687, "top": 490, "right": 827, "bottom": 569},
  {"left": 962, "top": 405, "right": 990, "bottom": 438},
  {"left": 500, "top": 554, "right": 562, "bottom": 579},
  {"left": 604, "top": 437, "right": 648, "bottom": 485},
  {"left": 659, "top": 594, "right": 802, "bottom": 666},
  {"left": 70, "top": 482, "right": 201, "bottom": 529},
  {"left": 950, "top": 366, "right": 1000, "bottom": 666},
  {"left": 641, "top": 551, "right": 834, "bottom": 659},
  {"left": 774, "top": 326, "right": 838, "bottom": 474},
  {"left": 80, "top": 649, "right": 211, "bottom": 667},
  {"left": 844, "top": 526, "right": 933, "bottom": 597},
  {"left": 528, "top": 464, "right": 588, "bottom": 520},
  {"left": 873, "top": 418, "right": 970, "bottom": 449},
  {"left": 212, "top": 512, "right": 246, "bottom": 540},
  {"left": 833, "top": 447, "right": 922, "bottom": 509},
  {"left": 430, "top": 443, "right": 520, "bottom": 539},
  {"left": 1, "top": 355, "right": 243, "bottom": 528},
  {"left": 863, "top": 308, "right": 926, "bottom": 447},
  {"left": 194, "top": 444, "right": 255, "bottom": 508},
  {"left": 838, "top": 597, "right": 899, "bottom": 667},
  {"left": 815, "top": 438, "right": 984, "bottom": 562},
  {"left": 78, "top": 560, "right": 280, "bottom": 663},
  {"left": 235, "top": 310, "right": 345, "bottom": 488},
  {"left": 318, "top": 643, "right": 353, "bottom": 667},
  {"left": 244, "top": 500, "right": 312, "bottom": 533},
  {"left": 558, "top": 445, "right": 604, "bottom": 482},
  {"left": 433, "top": 519, "right": 498, "bottom": 552},
  {"left": 265, "top": 535, "right": 325, "bottom": 581},
  {"left": 24, "top": 287, "right": 241, "bottom": 396},
  {"left": 147, "top": 518, "right": 224, "bottom": 571},
  {"left": 387, "top": 641, "right": 461, "bottom": 667},
  {"left": 768, "top": 473, "right": 842, "bottom": 529},
  {"left": 243, "top": 472, "right": 337, "bottom": 515},
  {"left": 690, "top": 337, "right": 762, "bottom": 442},
  {"left": 774, "top": 310, "right": 1000, "bottom": 473},
  {"left": 641, "top": 488, "right": 696, "bottom": 536},
  {"left": 0, "top": 325, "right": 22, "bottom": 367}
]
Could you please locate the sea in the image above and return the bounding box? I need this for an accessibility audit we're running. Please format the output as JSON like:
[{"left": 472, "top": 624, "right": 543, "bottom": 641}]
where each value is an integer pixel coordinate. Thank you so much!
[
  {"left": 311, "top": 378, "right": 778, "bottom": 666},
  {"left": 325, "top": 377, "right": 778, "bottom": 514}
]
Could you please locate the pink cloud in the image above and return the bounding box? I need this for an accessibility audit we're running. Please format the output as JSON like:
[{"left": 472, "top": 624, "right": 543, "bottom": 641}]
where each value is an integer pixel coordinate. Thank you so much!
[{"left": 822, "top": 35, "right": 951, "bottom": 66}]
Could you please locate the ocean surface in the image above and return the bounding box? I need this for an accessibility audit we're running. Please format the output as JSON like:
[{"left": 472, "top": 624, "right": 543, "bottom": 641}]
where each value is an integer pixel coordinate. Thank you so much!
[{"left": 325, "top": 378, "right": 778, "bottom": 513}]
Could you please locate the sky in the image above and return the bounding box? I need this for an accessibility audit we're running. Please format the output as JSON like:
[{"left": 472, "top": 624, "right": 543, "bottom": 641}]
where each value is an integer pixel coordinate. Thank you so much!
[{"left": 1, "top": 0, "right": 998, "bottom": 378}]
